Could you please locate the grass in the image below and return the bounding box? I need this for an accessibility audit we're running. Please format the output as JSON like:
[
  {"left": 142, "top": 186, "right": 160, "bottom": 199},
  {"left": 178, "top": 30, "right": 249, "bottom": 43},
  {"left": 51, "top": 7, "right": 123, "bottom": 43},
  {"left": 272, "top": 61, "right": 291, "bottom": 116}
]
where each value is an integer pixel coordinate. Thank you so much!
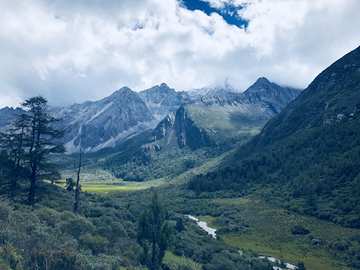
[
  {"left": 81, "top": 183, "right": 147, "bottom": 195},
  {"left": 194, "top": 197, "right": 359, "bottom": 270},
  {"left": 195, "top": 215, "right": 222, "bottom": 230},
  {"left": 57, "top": 174, "right": 167, "bottom": 196},
  {"left": 185, "top": 105, "right": 266, "bottom": 139},
  {"left": 164, "top": 251, "right": 200, "bottom": 269}
]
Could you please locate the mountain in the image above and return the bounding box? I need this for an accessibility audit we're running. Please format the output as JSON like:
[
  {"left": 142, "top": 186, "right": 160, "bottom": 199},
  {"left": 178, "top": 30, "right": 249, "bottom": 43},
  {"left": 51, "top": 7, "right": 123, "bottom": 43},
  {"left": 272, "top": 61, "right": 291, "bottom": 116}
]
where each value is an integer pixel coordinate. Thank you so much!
[
  {"left": 137, "top": 83, "right": 190, "bottom": 121},
  {"left": 0, "top": 106, "right": 24, "bottom": 131},
  {"left": 0, "top": 80, "right": 298, "bottom": 154},
  {"left": 151, "top": 78, "right": 301, "bottom": 150},
  {"left": 188, "top": 45, "right": 360, "bottom": 229},
  {"left": 257, "top": 47, "right": 360, "bottom": 145},
  {"left": 98, "top": 78, "right": 301, "bottom": 183},
  {"left": 0, "top": 83, "right": 189, "bottom": 154},
  {"left": 49, "top": 87, "right": 156, "bottom": 153},
  {"left": 185, "top": 82, "right": 239, "bottom": 99}
]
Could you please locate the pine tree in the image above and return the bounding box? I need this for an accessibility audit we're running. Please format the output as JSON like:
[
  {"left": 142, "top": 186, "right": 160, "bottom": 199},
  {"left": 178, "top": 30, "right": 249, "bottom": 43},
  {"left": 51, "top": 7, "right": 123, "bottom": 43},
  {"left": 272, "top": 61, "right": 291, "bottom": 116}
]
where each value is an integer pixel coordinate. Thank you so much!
[
  {"left": 0, "top": 114, "right": 29, "bottom": 198},
  {"left": 175, "top": 217, "right": 185, "bottom": 232},
  {"left": 0, "top": 96, "right": 65, "bottom": 205},
  {"left": 137, "top": 192, "right": 173, "bottom": 270},
  {"left": 22, "top": 96, "right": 66, "bottom": 206}
]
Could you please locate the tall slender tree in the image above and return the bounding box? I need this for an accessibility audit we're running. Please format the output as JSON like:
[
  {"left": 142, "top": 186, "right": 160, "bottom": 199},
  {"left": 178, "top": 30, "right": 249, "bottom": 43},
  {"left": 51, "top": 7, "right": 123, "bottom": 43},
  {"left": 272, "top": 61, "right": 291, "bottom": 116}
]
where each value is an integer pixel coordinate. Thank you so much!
[
  {"left": 137, "top": 192, "right": 173, "bottom": 270},
  {"left": 74, "top": 140, "right": 82, "bottom": 214}
]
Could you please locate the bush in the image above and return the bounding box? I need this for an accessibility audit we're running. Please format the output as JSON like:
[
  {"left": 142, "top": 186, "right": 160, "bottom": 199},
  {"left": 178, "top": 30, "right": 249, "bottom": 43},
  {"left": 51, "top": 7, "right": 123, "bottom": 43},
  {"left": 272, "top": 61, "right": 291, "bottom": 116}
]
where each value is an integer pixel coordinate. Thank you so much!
[{"left": 291, "top": 225, "right": 310, "bottom": 235}]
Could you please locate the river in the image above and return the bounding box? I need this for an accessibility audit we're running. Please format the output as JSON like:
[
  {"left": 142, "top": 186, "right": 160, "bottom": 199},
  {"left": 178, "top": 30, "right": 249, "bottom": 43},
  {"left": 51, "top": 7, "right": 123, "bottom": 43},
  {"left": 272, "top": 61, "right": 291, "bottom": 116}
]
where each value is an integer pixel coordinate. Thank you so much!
[
  {"left": 187, "top": 215, "right": 217, "bottom": 238},
  {"left": 187, "top": 215, "right": 296, "bottom": 270}
]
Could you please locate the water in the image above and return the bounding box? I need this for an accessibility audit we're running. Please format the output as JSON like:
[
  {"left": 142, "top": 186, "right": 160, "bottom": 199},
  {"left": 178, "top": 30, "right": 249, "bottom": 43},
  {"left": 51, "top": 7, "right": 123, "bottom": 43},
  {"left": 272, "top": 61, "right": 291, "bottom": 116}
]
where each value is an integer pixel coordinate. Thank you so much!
[
  {"left": 187, "top": 215, "right": 296, "bottom": 269},
  {"left": 187, "top": 215, "right": 217, "bottom": 238}
]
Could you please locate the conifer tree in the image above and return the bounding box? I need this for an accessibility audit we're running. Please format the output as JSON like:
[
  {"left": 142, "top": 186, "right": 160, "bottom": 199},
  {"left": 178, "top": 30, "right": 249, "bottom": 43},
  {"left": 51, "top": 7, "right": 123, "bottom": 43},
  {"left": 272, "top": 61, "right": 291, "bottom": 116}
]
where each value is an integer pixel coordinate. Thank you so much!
[
  {"left": 137, "top": 192, "right": 173, "bottom": 270},
  {"left": 0, "top": 96, "right": 65, "bottom": 205},
  {"left": 0, "top": 114, "right": 29, "bottom": 198}
]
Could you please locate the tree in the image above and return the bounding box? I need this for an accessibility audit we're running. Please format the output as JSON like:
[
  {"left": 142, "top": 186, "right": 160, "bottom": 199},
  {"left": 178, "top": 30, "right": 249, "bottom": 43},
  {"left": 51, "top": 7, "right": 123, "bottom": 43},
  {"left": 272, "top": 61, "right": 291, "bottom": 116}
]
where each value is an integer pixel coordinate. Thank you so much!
[
  {"left": 296, "top": 262, "right": 306, "bottom": 270},
  {"left": 0, "top": 114, "right": 30, "bottom": 198},
  {"left": 22, "top": 96, "right": 66, "bottom": 206},
  {"left": 0, "top": 96, "right": 65, "bottom": 206},
  {"left": 74, "top": 143, "right": 82, "bottom": 214},
  {"left": 175, "top": 217, "right": 185, "bottom": 232},
  {"left": 137, "top": 192, "right": 173, "bottom": 270},
  {"left": 65, "top": 178, "right": 75, "bottom": 191}
]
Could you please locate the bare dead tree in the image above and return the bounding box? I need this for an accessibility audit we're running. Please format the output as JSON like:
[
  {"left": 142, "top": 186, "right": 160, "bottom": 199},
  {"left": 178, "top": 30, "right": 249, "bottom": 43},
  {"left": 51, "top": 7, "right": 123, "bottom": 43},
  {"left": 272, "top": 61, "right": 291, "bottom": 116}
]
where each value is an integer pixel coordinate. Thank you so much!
[{"left": 74, "top": 139, "right": 82, "bottom": 214}]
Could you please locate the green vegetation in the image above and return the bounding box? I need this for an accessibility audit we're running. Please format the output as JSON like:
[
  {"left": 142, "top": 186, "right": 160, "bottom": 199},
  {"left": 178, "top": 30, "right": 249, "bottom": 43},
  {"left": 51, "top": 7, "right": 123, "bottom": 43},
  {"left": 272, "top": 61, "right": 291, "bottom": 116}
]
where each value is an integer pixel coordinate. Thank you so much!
[
  {"left": 188, "top": 113, "right": 360, "bottom": 229},
  {"left": 137, "top": 192, "right": 173, "bottom": 269},
  {"left": 185, "top": 105, "right": 266, "bottom": 139},
  {"left": 1, "top": 47, "right": 360, "bottom": 269},
  {"left": 0, "top": 96, "right": 65, "bottom": 206}
]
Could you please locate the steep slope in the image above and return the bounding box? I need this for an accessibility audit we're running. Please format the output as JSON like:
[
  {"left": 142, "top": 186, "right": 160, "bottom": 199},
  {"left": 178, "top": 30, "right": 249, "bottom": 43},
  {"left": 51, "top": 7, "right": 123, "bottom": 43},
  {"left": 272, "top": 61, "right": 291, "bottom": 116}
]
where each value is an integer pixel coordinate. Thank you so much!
[
  {"left": 138, "top": 83, "right": 190, "bottom": 121},
  {"left": 188, "top": 45, "right": 360, "bottom": 230},
  {"left": 49, "top": 87, "right": 155, "bottom": 153},
  {"left": 152, "top": 78, "right": 301, "bottom": 150},
  {"left": 0, "top": 107, "right": 24, "bottom": 131},
  {"left": 0, "top": 84, "right": 189, "bottom": 154},
  {"left": 258, "top": 47, "right": 360, "bottom": 145},
  {"left": 100, "top": 78, "right": 300, "bottom": 182}
]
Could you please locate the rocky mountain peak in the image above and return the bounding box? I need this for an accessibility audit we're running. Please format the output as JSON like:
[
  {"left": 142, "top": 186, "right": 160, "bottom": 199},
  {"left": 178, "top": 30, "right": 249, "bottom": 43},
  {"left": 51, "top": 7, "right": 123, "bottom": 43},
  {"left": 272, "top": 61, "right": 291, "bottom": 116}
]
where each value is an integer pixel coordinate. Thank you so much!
[
  {"left": 138, "top": 83, "right": 175, "bottom": 103},
  {"left": 151, "top": 78, "right": 301, "bottom": 150},
  {"left": 242, "top": 77, "right": 302, "bottom": 111}
]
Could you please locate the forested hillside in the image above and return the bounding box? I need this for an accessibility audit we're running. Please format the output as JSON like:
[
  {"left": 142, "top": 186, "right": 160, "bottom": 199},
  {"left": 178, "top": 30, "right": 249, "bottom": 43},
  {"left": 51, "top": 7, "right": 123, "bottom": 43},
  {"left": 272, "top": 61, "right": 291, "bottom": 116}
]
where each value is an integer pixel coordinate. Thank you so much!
[{"left": 188, "top": 45, "right": 360, "bottom": 229}]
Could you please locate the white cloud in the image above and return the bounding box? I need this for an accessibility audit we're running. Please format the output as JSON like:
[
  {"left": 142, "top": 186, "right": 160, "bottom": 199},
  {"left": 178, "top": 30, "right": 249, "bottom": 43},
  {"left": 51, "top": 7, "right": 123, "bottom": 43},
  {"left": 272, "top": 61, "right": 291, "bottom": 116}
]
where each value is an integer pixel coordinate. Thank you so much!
[{"left": 0, "top": 0, "right": 360, "bottom": 109}]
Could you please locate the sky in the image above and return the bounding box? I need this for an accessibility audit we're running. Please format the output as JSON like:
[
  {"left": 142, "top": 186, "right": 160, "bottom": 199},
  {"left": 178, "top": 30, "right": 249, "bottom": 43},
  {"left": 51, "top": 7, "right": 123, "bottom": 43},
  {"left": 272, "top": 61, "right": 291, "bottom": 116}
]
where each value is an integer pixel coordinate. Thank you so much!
[{"left": 1, "top": 0, "right": 360, "bottom": 108}]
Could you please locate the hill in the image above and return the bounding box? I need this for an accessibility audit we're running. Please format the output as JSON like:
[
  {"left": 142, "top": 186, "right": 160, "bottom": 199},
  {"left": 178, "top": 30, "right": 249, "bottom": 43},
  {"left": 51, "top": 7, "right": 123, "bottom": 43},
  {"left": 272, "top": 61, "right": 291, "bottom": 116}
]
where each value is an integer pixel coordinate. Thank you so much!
[{"left": 188, "top": 45, "right": 360, "bottom": 229}]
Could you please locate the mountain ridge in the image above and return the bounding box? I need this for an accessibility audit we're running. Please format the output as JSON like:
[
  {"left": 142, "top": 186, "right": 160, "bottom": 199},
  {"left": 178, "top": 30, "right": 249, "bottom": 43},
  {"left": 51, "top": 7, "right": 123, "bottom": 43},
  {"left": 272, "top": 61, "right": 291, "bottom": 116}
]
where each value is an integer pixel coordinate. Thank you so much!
[
  {"left": 257, "top": 45, "right": 360, "bottom": 146},
  {"left": 187, "top": 45, "right": 360, "bottom": 231},
  {"left": 0, "top": 78, "right": 301, "bottom": 154},
  {"left": 151, "top": 78, "right": 301, "bottom": 150}
]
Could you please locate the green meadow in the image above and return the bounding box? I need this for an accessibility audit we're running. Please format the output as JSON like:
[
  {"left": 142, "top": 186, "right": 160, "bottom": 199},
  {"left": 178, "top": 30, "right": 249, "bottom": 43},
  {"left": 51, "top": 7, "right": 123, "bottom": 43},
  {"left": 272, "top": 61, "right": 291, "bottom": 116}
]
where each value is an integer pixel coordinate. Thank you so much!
[{"left": 193, "top": 198, "right": 360, "bottom": 270}]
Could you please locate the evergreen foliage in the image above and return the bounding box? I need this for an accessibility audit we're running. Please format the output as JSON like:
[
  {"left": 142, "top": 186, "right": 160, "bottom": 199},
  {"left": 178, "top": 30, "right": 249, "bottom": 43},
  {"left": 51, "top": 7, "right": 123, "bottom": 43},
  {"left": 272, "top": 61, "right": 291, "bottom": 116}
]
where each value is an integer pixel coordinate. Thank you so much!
[
  {"left": 0, "top": 96, "right": 65, "bottom": 206},
  {"left": 137, "top": 192, "right": 173, "bottom": 269},
  {"left": 188, "top": 114, "right": 360, "bottom": 228}
]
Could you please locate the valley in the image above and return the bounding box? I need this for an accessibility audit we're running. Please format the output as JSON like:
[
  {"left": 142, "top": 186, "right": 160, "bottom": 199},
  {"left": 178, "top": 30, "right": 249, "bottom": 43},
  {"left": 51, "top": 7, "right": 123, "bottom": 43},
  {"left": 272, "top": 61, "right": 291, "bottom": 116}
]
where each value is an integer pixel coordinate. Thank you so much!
[{"left": 1, "top": 46, "right": 360, "bottom": 270}]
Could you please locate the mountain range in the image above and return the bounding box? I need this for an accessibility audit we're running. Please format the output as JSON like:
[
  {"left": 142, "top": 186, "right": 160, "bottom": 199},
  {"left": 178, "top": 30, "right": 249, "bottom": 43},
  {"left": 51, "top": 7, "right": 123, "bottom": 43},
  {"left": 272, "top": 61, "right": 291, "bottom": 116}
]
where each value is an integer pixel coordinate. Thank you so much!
[
  {"left": 0, "top": 79, "right": 300, "bottom": 154},
  {"left": 151, "top": 77, "right": 301, "bottom": 150}
]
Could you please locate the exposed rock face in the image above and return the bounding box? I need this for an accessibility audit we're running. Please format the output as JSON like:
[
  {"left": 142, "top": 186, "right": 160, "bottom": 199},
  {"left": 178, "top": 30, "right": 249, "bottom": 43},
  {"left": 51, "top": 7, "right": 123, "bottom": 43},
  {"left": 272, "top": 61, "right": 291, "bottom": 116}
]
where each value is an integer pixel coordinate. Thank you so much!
[
  {"left": 138, "top": 83, "right": 190, "bottom": 121},
  {"left": 49, "top": 87, "right": 155, "bottom": 153},
  {"left": 0, "top": 84, "right": 189, "bottom": 154},
  {"left": 242, "top": 77, "right": 302, "bottom": 115},
  {"left": 0, "top": 78, "right": 301, "bottom": 153},
  {"left": 151, "top": 78, "right": 301, "bottom": 150},
  {"left": 0, "top": 107, "right": 24, "bottom": 131}
]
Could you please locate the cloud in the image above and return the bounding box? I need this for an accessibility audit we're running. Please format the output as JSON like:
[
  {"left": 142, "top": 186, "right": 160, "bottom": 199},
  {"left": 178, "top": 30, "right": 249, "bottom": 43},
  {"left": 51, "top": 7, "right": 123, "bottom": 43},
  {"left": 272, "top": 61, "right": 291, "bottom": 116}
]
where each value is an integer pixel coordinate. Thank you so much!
[{"left": 0, "top": 0, "right": 360, "bottom": 109}]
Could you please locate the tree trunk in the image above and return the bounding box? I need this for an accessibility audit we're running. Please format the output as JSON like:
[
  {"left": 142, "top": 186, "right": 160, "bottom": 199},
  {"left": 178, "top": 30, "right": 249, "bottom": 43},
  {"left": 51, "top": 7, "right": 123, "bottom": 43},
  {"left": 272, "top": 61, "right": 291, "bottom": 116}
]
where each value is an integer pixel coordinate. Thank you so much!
[
  {"left": 28, "top": 169, "right": 36, "bottom": 207},
  {"left": 74, "top": 147, "right": 82, "bottom": 214}
]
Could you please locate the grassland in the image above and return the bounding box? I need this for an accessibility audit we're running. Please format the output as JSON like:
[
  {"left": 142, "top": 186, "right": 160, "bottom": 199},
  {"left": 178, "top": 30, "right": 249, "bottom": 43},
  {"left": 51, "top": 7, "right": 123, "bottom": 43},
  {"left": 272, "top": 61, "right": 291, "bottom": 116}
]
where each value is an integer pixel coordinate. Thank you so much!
[
  {"left": 185, "top": 105, "right": 266, "bottom": 139},
  {"left": 194, "top": 198, "right": 359, "bottom": 270}
]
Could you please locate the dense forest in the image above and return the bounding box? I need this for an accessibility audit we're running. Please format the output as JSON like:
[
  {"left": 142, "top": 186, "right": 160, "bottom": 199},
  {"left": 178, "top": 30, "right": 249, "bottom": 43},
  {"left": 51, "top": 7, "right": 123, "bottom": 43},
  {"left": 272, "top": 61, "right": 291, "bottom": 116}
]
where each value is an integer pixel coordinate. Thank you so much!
[{"left": 188, "top": 110, "right": 360, "bottom": 228}]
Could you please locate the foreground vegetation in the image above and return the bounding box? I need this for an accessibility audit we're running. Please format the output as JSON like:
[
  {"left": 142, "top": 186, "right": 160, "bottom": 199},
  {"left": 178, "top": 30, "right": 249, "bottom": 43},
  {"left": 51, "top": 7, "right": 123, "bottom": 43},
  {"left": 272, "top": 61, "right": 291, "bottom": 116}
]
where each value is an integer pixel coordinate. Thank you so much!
[{"left": 0, "top": 183, "right": 284, "bottom": 270}]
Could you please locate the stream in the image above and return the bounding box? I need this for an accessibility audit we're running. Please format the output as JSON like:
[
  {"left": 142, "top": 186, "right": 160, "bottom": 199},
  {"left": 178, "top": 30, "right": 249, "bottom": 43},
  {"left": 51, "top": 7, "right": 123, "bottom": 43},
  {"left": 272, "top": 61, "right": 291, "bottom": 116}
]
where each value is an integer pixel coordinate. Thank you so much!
[
  {"left": 187, "top": 215, "right": 296, "bottom": 270},
  {"left": 187, "top": 215, "right": 217, "bottom": 238}
]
